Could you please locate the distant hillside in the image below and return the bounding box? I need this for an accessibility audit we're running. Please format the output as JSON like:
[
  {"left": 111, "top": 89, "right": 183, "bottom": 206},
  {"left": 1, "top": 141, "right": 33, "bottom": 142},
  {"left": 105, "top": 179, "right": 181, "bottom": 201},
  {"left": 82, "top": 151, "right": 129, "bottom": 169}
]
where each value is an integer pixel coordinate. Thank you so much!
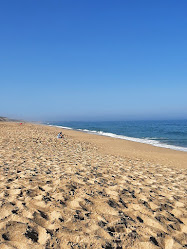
[
  {"left": 0, "top": 117, "right": 10, "bottom": 122},
  {"left": 0, "top": 117, "right": 23, "bottom": 122}
]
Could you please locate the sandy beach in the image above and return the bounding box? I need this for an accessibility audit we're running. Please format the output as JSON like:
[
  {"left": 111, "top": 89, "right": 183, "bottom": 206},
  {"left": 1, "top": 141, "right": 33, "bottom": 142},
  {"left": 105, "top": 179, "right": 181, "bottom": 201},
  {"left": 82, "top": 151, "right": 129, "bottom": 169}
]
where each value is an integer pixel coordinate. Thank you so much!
[{"left": 0, "top": 122, "right": 186, "bottom": 249}]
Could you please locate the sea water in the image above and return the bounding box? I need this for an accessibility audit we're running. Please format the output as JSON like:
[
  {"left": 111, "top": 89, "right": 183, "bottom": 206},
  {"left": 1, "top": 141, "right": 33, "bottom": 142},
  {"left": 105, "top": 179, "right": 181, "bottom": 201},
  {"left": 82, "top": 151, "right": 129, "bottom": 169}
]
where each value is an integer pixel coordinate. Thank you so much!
[{"left": 47, "top": 120, "right": 187, "bottom": 152}]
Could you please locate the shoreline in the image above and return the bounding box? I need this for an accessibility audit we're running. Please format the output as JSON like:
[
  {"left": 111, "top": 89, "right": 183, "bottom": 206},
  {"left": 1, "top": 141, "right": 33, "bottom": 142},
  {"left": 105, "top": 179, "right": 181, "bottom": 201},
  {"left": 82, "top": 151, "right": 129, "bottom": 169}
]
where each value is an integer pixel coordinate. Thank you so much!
[
  {"left": 47, "top": 124, "right": 187, "bottom": 153},
  {"left": 47, "top": 123, "right": 187, "bottom": 169}
]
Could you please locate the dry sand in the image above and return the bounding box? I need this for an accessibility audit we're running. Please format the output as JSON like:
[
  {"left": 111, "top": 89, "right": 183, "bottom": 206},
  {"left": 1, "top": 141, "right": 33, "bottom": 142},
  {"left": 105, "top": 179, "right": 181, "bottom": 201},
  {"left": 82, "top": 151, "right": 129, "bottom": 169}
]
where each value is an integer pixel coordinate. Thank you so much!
[{"left": 0, "top": 122, "right": 186, "bottom": 249}]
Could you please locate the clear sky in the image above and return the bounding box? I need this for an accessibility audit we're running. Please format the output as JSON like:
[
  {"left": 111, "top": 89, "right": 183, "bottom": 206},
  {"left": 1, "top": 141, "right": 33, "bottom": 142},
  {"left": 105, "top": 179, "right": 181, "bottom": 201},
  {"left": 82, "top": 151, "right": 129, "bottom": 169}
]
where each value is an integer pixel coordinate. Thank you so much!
[{"left": 0, "top": 0, "right": 187, "bottom": 121}]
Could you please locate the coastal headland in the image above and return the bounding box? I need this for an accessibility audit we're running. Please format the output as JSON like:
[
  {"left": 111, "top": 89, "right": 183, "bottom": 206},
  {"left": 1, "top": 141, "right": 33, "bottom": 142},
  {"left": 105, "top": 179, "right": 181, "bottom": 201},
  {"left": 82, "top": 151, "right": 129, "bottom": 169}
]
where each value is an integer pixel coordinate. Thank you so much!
[{"left": 0, "top": 122, "right": 186, "bottom": 248}]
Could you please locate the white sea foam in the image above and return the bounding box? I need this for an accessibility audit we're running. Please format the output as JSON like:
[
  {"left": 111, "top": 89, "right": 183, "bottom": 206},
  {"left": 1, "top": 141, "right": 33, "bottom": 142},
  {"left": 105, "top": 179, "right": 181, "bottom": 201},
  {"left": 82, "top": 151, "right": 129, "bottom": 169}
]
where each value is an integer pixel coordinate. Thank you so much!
[
  {"left": 48, "top": 125, "right": 73, "bottom": 130},
  {"left": 48, "top": 124, "right": 187, "bottom": 152}
]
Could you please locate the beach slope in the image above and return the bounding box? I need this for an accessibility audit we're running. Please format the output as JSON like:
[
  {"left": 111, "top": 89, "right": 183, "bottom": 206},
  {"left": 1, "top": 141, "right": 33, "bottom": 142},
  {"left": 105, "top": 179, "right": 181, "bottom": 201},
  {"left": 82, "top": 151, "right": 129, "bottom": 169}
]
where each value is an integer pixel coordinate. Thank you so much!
[{"left": 0, "top": 122, "right": 186, "bottom": 248}]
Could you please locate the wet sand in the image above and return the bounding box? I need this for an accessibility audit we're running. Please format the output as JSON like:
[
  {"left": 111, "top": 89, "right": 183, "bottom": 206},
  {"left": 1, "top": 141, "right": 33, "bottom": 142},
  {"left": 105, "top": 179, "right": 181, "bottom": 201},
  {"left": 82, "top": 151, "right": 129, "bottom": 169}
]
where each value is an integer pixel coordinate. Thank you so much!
[{"left": 0, "top": 122, "right": 186, "bottom": 249}]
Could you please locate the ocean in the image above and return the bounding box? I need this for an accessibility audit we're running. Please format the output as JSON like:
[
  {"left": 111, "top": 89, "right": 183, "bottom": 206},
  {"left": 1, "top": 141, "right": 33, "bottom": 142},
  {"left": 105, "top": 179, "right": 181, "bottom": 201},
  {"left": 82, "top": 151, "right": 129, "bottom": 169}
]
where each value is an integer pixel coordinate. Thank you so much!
[{"left": 47, "top": 120, "right": 187, "bottom": 152}]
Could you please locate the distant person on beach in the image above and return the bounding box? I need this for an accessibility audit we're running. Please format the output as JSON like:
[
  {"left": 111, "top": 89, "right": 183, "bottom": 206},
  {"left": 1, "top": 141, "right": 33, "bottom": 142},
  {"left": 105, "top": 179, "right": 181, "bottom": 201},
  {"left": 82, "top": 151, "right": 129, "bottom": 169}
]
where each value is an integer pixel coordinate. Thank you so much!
[{"left": 57, "top": 132, "right": 63, "bottom": 139}]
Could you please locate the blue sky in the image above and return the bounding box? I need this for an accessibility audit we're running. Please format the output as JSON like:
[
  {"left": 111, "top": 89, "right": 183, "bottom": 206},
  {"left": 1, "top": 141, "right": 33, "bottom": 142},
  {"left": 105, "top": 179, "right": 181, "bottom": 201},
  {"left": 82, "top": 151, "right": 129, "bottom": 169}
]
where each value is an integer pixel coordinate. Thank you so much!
[{"left": 0, "top": 0, "right": 187, "bottom": 121}]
